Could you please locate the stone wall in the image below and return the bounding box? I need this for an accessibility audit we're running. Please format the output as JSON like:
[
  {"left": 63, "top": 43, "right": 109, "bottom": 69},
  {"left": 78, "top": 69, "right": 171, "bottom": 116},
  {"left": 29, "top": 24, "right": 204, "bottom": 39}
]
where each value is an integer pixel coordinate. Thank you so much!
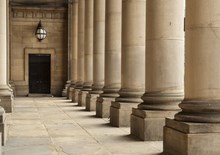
[{"left": 9, "top": 6, "right": 68, "bottom": 96}]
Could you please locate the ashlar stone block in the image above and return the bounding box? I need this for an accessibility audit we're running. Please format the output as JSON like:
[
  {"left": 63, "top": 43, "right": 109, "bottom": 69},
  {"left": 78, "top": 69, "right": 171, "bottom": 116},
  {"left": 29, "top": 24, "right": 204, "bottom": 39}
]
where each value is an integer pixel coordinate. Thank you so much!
[
  {"left": 110, "top": 102, "right": 138, "bottom": 127},
  {"left": 86, "top": 93, "right": 99, "bottom": 111},
  {"left": 96, "top": 97, "right": 115, "bottom": 118},
  {"left": 78, "top": 91, "right": 88, "bottom": 107},
  {"left": 131, "top": 108, "right": 177, "bottom": 141},
  {"left": 163, "top": 118, "right": 220, "bottom": 155}
]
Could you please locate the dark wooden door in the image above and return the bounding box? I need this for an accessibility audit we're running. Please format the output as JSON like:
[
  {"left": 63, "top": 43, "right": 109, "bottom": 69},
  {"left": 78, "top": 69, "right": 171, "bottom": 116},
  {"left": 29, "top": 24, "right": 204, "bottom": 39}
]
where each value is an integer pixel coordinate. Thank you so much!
[{"left": 29, "top": 54, "right": 51, "bottom": 94}]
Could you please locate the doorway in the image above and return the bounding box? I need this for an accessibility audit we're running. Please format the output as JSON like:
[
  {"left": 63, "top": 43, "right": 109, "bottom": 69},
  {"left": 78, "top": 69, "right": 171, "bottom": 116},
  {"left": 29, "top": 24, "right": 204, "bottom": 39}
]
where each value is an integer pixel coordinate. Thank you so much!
[{"left": 29, "top": 54, "right": 51, "bottom": 94}]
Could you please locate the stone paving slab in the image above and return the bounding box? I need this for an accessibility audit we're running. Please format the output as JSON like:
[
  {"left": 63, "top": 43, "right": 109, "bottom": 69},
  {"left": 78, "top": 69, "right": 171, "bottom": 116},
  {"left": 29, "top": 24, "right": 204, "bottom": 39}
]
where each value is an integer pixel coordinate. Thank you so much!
[{"left": 3, "top": 97, "right": 163, "bottom": 155}]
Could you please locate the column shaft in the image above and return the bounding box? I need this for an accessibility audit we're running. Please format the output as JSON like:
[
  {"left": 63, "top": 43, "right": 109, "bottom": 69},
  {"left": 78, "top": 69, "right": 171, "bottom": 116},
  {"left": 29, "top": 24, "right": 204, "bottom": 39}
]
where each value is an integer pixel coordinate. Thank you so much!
[
  {"left": 78, "top": 0, "right": 94, "bottom": 107},
  {"left": 92, "top": 0, "right": 105, "bottom": 93},
  {"left": 71, "top": 0, "right": 78, "bottom": 86},
  {"left": 110, "top": 0, "right": 146, "bottom": 127},
  {"left": 96, "top": 0, "right": 122, "bottom": 118},
  {"left": 76, "top": 0, "right": 85, "bottom": 88},
  {"left": 85, "top": 0, "right": 105, "bottom": 111},
  {"left": 0, "top": 0, "right": 13, "bottom": 112},
  {"left": 72, "top": 0, "right": 85, "bottom": 103},
  {"left": 69, "top": 0, "right": 78, "bottom": 101},
  {"left": 64, "top": 1, "right": 73, "bottom": 98},
  {"left": 83, "top": 0, "right": 94, "bottom": 90},
  {"left": 164, "top": 1, "right": 220, "bottom": 154},
  {"left": 0, "top": 0, "right": 7, "bottom": 86}
]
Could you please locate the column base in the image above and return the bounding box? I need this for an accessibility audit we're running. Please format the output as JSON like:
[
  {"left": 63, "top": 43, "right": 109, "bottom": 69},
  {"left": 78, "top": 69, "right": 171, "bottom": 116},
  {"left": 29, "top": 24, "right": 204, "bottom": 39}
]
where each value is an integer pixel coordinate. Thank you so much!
[
  {"left": 163, "top": 118, "right": 220, "bottom": 155},
  {"left": 72, "top": 89, "right": 80, "bottom": 103},
  {"left": 0, "top": 88, "right": 14, "bottom": 113},
  {"left": 96, "top": 97, "right": 115, "bottom": 118},
  {"left": 78, "top": 91, "right": 88, "bottom": 107},
  {"left": 131, "top": 108, "right": 177, "bottom": 141},
  {"left": 86, "top": 93, "right": 99, "bottom": 111},
  {"left": 110, "top": 102, "right": 139, "bottom": 127}
]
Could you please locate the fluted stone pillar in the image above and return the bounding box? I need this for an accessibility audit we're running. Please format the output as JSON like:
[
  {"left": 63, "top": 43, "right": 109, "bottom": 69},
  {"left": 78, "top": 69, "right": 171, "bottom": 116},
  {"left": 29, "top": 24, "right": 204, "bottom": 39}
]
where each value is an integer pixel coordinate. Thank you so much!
[
  {"left": 78, "top": 0, "right": 94, "bottom": 107},
  {"left": 72, "top": 0, "right": 85, "bottom": 103},
  {"left": 69, "top": 0, "right": 78, "bottom": 101},
  {"left": 110, "top": 0, "right": 146, "bottom": 127},
  {"left": 96, "top": 0, "right": 122, "bottom": 118},
  {"left": 131, "top": 0, "right": 185, "bottom": 141},
  {"left": 0, "top": 0, "right": 13, "bottom": 113},
  {"left": 164, "top": 1, "right": 220, "bottom": 154},
  {"left": 86, "top": 0, "right": 105, "bottom": 111}
]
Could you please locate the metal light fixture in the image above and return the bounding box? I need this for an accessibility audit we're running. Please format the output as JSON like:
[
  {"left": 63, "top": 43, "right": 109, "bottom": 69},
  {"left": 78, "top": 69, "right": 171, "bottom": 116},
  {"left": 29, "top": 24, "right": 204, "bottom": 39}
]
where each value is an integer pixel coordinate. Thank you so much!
[{"left": 35, "top": 20, "right": 47, "bottom": 41}]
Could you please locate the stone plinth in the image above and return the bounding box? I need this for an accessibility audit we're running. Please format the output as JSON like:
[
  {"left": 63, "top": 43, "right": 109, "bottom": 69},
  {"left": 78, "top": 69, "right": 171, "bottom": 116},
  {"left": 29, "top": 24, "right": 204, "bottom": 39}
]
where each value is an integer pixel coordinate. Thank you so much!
[
  {"left": 86, "top": 93, "right": 99, "bottom": 111},
  {"left": 0, "top": 89, "right": 13, "bottom": 113},
  {"left": 110, "top": 102, "right": 138, "bottom": 127},
  {"left": 96, "top": 97, "right": 115, "bottom": 118},
  {"left": 131, "top": 108, "right": 177, "bottom": 141},
  {"left": 0, "top": 107, "right": 6, "bottom": 146},
  {"left": 72, "top": 89, "right": 80, "bottom": 103},
  {"left": 62, "top": 81, "right": 71, "bottom": 98},
  {"left": 68, "top": 87, "right": 74, "bottom": 101},
  {"left": 78, "top": 91, "right": 88, "bottom": 107},
  {"left": 164, "top": 118, "right": 220, "bottom": 155}
]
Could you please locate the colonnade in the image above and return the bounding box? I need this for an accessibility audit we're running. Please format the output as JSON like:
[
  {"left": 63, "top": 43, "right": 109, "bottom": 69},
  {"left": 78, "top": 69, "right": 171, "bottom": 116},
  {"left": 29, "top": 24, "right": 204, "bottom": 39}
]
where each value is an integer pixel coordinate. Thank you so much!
[{"left": 66, "top": 0, "right": 220, "bottom": 154}]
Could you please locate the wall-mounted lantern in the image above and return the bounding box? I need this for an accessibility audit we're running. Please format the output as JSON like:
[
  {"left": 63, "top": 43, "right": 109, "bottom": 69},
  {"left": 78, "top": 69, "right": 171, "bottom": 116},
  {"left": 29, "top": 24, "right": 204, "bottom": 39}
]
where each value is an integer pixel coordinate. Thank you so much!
[{"left": 35, "top": 20, "right": 47, "bottom": 41}]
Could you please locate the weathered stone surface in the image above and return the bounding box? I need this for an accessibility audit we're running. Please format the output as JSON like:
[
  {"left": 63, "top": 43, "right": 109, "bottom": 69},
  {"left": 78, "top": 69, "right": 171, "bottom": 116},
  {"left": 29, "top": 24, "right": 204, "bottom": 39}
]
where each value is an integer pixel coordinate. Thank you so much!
[
  {"left": 131, "top": 108, "right": 177, "bottom": 141},
  {"left": 96, "top": 97, "right": 114, "bottom": 118},
  {"left": 110, "top": 102, "right": 138, "bottom": 127},
  {"left": 0, "top": 107, "right": 6, "bottom": 146},
  {"left": 78, "top": 91, "right": 88, "bottom": 107},
  {"left": 0, "top": 90, "right": 14, "bottom": 113},
  {"left": 86, "top": 93, "right": 99, "bottom": 111},
  {"left": 72, "top": 89, "right": 80, "bottom": 103},
  {"left": 3, "top": 97, "right": 163, "bottom": 155},
  {"left": 68, "top": 87, "right": 74, "bottom": 101},
  {"left": 164, "top": 118, "right": 220, "bottom": 155},
  {"left": 10, "top": 6, "right": 68, "bottom": 96}
]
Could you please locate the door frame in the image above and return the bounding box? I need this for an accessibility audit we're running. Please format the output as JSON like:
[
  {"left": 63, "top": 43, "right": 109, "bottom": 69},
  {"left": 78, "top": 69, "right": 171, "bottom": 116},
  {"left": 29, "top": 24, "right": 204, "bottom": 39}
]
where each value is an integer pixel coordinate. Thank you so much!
[{"left": 24, "top": 48, "right": 55, "bottom": 94}]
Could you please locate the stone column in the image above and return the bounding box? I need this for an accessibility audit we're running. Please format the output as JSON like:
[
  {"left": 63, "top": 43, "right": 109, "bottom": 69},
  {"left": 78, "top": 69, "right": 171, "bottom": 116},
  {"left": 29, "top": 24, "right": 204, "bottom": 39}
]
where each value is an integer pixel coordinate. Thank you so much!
[
  {"left": 72, "top": 0, "right": 85, "bottom": 103},
  {"left": 0, "top": 0, "right": 13, "bottom": 113},
  {"left": 164, "top": 1, "right": 220, "bottom": 155},
  {"left": 78, "top": 0, "right": 94, "bottom": 107},
  {"left": 130, "top": 0, "right": 185, "bottom": 141},
  {"left": 86, "top": 0, "right": 105, "bottom": 111},
  {"left": 110, "top": 0, "right": 146, "bottom": 127},
  {"left": 65, "top": 0, "right": 73, "bottom": 99},
  {"left": 69, "top": 0, "right": 78, "bottom": 101},
  {"left": 96, "top": 0, "right": 122, "bottom": 118}
]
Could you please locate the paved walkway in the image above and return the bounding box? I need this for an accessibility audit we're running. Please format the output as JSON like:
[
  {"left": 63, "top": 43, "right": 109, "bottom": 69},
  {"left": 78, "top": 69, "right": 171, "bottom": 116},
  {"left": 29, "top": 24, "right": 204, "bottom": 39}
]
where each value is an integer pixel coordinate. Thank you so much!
[{"left": 3, "top": 97, "right": 163, "bottom": 155}]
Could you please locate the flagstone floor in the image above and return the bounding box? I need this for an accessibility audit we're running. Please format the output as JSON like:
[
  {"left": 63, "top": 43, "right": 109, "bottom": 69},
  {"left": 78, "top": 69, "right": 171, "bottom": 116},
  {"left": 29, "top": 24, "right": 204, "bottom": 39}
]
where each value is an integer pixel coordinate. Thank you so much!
[{"left": 3, "top": 97, "right": 163, "bottom": 155}]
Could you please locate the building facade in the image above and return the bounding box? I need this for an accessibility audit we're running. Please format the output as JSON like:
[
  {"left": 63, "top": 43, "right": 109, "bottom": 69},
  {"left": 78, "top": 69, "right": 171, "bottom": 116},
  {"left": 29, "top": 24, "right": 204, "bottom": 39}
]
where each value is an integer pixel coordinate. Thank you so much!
[{"left": 0, "top": 0, "right": 219, "bottom": 154}]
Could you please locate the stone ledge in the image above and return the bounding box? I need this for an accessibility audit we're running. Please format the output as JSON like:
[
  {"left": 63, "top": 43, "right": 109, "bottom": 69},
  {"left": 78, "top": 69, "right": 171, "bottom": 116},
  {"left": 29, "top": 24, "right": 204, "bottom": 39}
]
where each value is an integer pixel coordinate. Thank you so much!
[
  {"left": 132, "top": 108, "right": 177, "bottom": 118},
  {"left": 166, "top": 118, "right": 220, "bottom": 134},
  {"left": 111, "top": 101, "right": 138, "bottom": 109}
]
